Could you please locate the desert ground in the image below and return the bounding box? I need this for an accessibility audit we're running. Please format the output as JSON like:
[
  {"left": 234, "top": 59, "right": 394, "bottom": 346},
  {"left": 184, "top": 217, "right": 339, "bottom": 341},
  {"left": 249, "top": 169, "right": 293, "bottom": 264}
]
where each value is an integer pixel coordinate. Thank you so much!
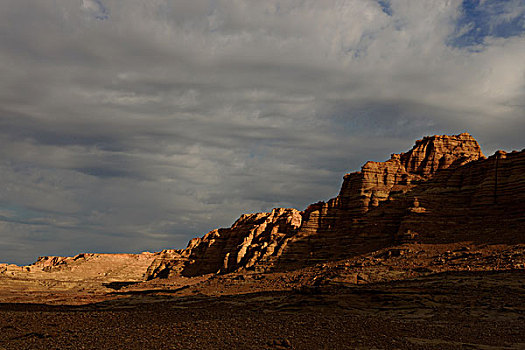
[
  {"left": 1, "top": 271, "right": 524, "bottom": 349},
  {"left": 1, "top": 244, "right": 524, "bottom": 349}
]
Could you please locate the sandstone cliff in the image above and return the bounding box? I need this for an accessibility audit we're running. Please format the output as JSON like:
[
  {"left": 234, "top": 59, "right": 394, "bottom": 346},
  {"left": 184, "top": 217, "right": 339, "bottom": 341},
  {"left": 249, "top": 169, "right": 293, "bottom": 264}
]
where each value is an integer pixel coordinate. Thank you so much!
[
  {"left": 2, "top": 132, "right": 524, "bottom": 308},
  {"left": 140, "top": 133, "right": 525, "bottom": 278},
  {"left": 144, "top": 133, "right": 524, "bottom": 279}
]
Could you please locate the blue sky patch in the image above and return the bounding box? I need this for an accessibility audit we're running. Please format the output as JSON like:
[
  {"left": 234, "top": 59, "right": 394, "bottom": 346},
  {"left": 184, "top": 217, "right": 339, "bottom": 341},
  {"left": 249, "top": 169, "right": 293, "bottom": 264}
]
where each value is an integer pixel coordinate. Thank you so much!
[
  {"left": 81, "top": 0, "right": 109, "bottom": 20},
  {"left": 378, "top": 0, "right": 393, "bottom": 16},
  {"left": 450, "top": 0, "right": 525, "bottom": 48}
]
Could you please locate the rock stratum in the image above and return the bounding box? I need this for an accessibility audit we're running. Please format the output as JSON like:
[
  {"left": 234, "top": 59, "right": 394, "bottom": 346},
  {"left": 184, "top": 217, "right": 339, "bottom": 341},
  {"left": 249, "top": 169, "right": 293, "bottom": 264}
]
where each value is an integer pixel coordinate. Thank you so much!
[{"left": 145, "top": 132, "right": 524, "bottom": 279}]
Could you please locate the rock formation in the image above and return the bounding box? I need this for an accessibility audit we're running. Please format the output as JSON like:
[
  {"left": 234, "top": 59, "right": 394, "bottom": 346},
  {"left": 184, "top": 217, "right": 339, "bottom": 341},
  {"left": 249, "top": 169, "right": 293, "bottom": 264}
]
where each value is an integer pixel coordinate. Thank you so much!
[
  {"left": 146, "top": 133, "right": 525, "bottom": 279},
  {"left": 146, "top": 208, "right": 303, "bottom": 278},
  {"left": 1, "top": 252, "right": 157, "bottom": 281},
  {"left": 1, "top": 132, "right": 524, "bottom": 309},
  {"left": 0, "top": 252, "right": 160, "bottom": 304}
]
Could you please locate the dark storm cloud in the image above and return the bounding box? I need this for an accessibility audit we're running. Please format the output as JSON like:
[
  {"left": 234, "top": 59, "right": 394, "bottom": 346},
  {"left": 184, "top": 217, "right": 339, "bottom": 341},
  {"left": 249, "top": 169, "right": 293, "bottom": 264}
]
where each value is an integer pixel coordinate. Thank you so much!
[{"left": 0, "top": 0, "right": 524, "bottom": 264}]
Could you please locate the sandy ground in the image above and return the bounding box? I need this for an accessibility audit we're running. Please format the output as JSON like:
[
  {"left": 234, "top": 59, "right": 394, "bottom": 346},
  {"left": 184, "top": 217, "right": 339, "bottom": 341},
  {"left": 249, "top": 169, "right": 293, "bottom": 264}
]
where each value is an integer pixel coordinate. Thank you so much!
[{"left": 1, "top": 270, "right": 524, "bottom": 349}]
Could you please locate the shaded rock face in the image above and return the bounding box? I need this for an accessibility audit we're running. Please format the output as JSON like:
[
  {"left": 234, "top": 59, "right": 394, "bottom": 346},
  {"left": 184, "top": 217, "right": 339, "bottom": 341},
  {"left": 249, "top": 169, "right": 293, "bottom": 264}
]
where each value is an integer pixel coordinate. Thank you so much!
[{"left": 146, "top": 133, "right": 525, "bottom": 279}]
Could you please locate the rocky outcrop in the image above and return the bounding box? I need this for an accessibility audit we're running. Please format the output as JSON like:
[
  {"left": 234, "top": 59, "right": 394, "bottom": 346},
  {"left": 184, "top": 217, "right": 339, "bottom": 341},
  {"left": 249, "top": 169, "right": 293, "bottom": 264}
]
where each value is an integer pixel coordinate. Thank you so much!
[
  {"left": 30, "top": 253, "right": 157, "bottom": 273},
  {"left": 0, "top": 252, "right": 160, "bottom": 305},
  {"left": 145, "top": 249, "right": 186, "bottom": 279},
  {"left": 338, "top": 132, "right": 485, "bottom": 214},
  {"left": 146, "top": 133, "right": 525, "bottom": 279},
  {"left": 269, "top": 134, "right": 488, "bottom": 267},
  {"left": 0, "top": 263, "right": 28, "bottom": 274},
  {"left": 146, "top": 208, "right": 302, "bottom": 278},
  {"left": 2, "top": 252, "right": 158, "bottom": 282}
]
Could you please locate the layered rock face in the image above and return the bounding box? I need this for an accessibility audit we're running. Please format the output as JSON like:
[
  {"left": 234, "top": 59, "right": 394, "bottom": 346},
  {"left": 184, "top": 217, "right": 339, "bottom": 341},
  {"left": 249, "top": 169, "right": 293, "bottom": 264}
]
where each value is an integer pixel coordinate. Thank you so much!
[
  {"left": 393, "top": 149, "right": 525, "bottom": 245},
  {"left": 274, "top": 133, "right": 489, "bottom": 267},
  {"left": 146, "top": 133, "right": 525, "bottom": 279}
]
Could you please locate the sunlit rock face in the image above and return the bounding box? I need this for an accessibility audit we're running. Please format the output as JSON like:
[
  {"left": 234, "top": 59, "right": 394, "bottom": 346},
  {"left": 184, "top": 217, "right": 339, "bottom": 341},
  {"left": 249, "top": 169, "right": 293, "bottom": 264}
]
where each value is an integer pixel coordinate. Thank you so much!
[{"left": 145, "top": 133, "right": 524, "bottom": 279}]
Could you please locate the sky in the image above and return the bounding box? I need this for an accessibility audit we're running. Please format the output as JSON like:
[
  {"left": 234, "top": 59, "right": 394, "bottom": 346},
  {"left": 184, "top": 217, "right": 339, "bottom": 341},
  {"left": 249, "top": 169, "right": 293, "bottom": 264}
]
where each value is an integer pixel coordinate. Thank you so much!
[{"left": 1, "top": 0, "right": 524, "bottom": 265}]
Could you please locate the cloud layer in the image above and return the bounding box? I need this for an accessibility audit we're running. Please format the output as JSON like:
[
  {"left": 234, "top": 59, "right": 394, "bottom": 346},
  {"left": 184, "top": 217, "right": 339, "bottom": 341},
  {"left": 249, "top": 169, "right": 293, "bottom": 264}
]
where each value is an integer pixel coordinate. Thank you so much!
[{"left": 1, "top": 0, "right": 524, "bottom": 264}]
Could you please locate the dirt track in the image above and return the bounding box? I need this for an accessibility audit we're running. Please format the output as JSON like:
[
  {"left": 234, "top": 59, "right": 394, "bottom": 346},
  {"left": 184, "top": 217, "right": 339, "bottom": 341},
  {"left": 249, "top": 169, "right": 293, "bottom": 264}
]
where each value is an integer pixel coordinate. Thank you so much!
[{"left": 1, "top": 271, "right": 524, "bottom": 350}]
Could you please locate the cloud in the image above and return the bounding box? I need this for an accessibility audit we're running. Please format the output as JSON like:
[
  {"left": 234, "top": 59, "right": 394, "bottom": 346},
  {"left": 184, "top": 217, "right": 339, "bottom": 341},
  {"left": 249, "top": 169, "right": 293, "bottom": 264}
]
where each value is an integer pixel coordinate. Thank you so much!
[{"left": 0, "top": 0, "right": 524, "bottom": 264}]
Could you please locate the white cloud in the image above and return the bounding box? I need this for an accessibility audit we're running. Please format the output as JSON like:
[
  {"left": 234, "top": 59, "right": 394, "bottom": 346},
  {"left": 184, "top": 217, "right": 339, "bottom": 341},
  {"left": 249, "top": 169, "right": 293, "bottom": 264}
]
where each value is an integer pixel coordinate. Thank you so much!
[{"left": 0, "top": 0, "right": 523, "bottom": 264}]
